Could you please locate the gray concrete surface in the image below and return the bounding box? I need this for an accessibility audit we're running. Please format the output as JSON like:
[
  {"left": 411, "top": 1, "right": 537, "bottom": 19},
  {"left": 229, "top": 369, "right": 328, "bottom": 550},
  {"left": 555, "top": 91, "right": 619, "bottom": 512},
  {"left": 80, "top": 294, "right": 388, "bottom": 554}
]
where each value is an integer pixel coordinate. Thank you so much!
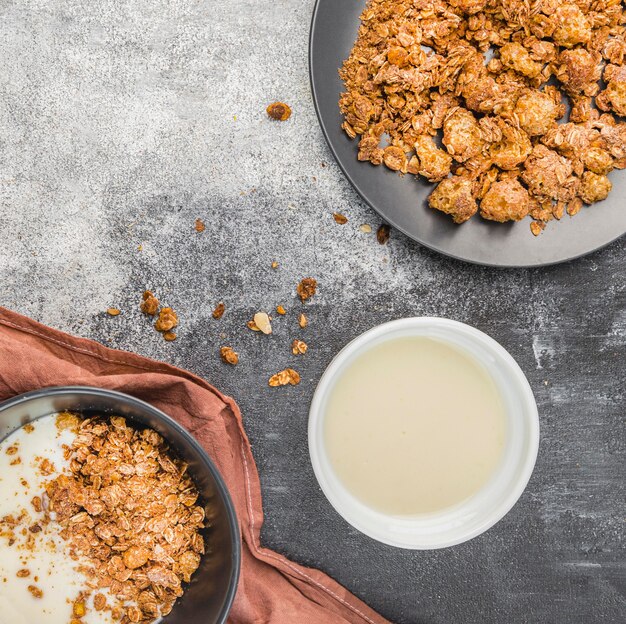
[{"left": 0, "top": 1, "right": 625, "bottom": 622}]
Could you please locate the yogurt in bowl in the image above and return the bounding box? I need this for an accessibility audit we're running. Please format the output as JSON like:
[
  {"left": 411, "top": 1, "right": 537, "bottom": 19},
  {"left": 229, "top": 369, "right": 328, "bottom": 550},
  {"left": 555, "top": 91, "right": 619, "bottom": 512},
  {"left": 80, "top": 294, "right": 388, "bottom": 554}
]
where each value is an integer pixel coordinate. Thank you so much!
[{"left": 308, "top": 318, "right": 539, "bottom": 549}]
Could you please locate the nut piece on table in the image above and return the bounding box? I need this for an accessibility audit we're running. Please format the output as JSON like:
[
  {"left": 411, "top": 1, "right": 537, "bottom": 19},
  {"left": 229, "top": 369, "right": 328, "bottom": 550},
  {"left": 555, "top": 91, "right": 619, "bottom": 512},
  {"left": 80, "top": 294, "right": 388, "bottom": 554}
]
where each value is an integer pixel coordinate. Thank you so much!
[
  {"left": 291, "top": 339, "right": 308, "bottom": 355},
  {"left": 106, "top": 308, "right": 121, "bottom": 316},
  {"left": 296, "top": 278, "right": 317, "bottom": 302},
  {"left": 155, "top": 307, "right": 178, "bottom": 332},
  {"left": 212, "top": 302, "right": 225, "bottom": 319},
  {"left": 253, "top": 312, "right": 272, "bottom": 334},
  {"left": 269, "top": 368, "right": 301, "bottom": 387},
  {"left": 220, "top": 346, "right": 239, "bottom": 365},
  {"left": 298, "top": 313, "right": 308, "bottom": 329},
  {"left": 266, "top": 102, "right": 292, "bottom": 121},
  {"left": 140, "top": 291, "right": 159, "bottom": 316},
  {"left": 333, "top": 212, "right": 348, "bottom": 224}
]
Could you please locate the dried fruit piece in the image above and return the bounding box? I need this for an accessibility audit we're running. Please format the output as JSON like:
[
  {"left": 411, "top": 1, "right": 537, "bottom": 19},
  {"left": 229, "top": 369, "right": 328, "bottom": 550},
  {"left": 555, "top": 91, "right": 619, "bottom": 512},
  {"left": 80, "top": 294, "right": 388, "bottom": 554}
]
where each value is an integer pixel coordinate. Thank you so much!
[
  {"left": 291, "top": 339, "right": 308, "bottom": 355},
  {"left": 267, "top": 102, "right": 292, "bottom": 121},
  {"left": 140, "top": 291, "right": 159, "bottom": 316},
  {"left": 276, "top": 305, "right": 287, "bottom": 315},
  {"left": 269, "top": 368, "right": 301, "bottom": 387},
  {"left": 333, "top": 212, "right": 348, "bottom": 224},
  {"left": 298, "top": 313, "right": 308, "bottom": 329},
  {"left": 106, "top": 308, "right": 121, "bottom": 316},
  {"left": 253, "top": 312, "right": 272, "bottom": 334},
  {"left": 220, "top": 346, "right": 239, "bottom": 365},
  {"left": 296, "top": 278, "right": 317, "bottom": 302},
  {"left": 155, "top": 307, "right": 178, "bottom": 332},
  {"left": 376, "top": 224, "right": 390, "bottom": 245},
  {"left": 195, "top": 218, "right": 206, "bottom": 232},
  {"left": 212, "top": 302, "right": 225, "bottom": 319}
]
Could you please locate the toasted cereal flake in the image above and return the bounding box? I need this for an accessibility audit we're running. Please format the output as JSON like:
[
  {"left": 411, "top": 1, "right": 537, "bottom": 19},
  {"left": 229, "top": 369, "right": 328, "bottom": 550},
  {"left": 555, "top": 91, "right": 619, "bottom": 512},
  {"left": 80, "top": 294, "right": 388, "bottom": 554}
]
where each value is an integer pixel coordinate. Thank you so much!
[
  {"left": 291, "top": 339, "right": 308, "bottom": 355},
  {"left": 269, "top": 368, "right": 301, "bottom": 387},
  {"left": 155, "top": 307, "right": 178, "bottom": 332},
  {"left": 220, "top": 346, "right": 239, "bottom": 365},
  {"left": 28, "top": 585, "right": 43, "bottom": 599}
]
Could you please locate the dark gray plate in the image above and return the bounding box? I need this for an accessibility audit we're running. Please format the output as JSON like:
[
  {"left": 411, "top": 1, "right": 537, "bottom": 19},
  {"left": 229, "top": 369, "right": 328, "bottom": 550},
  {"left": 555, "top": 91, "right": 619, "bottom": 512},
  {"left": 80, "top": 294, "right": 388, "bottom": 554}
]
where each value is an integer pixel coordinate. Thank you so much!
[{"left": 309, "top": 0, "right": 626, "bottom": 267}]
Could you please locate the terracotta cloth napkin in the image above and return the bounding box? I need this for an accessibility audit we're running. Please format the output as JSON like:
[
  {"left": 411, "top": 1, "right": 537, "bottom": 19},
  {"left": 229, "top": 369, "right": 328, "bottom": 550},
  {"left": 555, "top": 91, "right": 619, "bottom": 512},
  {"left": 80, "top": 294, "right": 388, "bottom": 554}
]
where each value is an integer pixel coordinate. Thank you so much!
[{"left": 0, "top": 307, "right": 390, "bottom": 624}]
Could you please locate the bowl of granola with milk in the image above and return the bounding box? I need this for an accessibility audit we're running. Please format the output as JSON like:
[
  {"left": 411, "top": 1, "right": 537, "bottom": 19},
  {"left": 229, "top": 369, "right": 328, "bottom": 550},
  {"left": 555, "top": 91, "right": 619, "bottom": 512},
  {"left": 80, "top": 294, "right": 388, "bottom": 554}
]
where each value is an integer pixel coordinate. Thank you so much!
[{"left": 0, "top": 387, "right": 240, "bottom": 624}]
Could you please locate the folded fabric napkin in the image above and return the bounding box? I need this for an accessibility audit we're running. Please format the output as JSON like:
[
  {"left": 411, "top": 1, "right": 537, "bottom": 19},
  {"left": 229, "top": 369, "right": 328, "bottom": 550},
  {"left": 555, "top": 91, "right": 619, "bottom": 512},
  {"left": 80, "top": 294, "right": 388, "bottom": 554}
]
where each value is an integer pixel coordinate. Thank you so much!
[{"left": 0, "top": 307, "right": 389, "bottom": 624}]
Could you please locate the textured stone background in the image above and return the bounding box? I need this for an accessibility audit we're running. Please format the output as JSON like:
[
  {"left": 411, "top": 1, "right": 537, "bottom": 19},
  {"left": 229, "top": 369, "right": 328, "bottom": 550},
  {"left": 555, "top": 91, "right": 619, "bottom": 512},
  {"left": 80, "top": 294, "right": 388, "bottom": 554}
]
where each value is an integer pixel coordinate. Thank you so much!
[{"left": 1, "top": 1, "right": 625, "bottom": 622}]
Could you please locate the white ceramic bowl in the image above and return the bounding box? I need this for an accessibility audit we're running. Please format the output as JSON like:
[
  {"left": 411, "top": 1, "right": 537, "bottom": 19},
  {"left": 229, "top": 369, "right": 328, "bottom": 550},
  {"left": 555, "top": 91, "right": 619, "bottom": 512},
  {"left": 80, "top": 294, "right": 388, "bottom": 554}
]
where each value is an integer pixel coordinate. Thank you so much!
[{"left": 308, "top": 318, "right": 539, "bottom": 550}]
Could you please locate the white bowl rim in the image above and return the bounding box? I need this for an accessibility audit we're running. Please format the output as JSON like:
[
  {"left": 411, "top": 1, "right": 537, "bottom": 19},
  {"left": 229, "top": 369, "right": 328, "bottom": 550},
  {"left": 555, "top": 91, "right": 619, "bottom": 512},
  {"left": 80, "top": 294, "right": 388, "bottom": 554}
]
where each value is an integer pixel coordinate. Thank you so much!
[{"left": 308, "top": 317, "right": 540, "bottom": 550}]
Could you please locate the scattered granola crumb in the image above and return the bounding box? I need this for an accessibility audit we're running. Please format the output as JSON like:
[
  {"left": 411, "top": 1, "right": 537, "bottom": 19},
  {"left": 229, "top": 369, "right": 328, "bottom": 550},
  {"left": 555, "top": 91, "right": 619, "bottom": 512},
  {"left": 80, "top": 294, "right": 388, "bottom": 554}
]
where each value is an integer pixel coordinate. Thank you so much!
[
  {"left": 271, "top": 261, "right": 279, "bottom": 269},
  {"left": 359, "top": 224, "right": 372, "bottom": 233},
  {"left": 269, "top": 368, "right": 301, "bottom": 387},
  {"left": 28, "top": 585, "right": 43, "bottom": 599},
  {"left": 194, "top": 218, "right": 206, "bottom": 233},
  {"left": 266, "top": 101, "right": 292, "bottom": 121},
  {"left": 212, "top": 302, "right": 226, "bottom": 319},
  {"left": 16, "top": 569, "right": 30, "bottom": 578},
  {"left": 163, "top": 331, "right": 177, "bottom": 342},
  {"left": 220, "top": 346, "right": 239, "bottom": 365},
  {"left": 291, "top": 339, "right": 308, "bottom": 355},
  {"left": 376, "top": 224, "right": 391, "bottom": 245},
  {"left": 333, "top": 212, "right": 348, "bottom": 224},
  {"left": 297, "top": 278, "right": 317, "bottom": 302},
  {"left": 155, "top": 307, "right": 178, "bottom": 333},
  {"left": 140, "top": 291, "right": 159, "bottom": 316},
  {"left": 23, "top": 423, "right": 34, "bottom": 434},
  {"left": 298, "top": 313, "right": 308, "bottom": 329},
  {"left": 253, "top": 312, "right": 272, "bottom": 335},
  {"left": 247, "top": 320, "right": 261, "bottom": 331},
  {"left": 106, "top": 308, "right": 121, "bottom": 316},
  {"left": 276, "top": 305, "right": 287, "bottom": 315}
]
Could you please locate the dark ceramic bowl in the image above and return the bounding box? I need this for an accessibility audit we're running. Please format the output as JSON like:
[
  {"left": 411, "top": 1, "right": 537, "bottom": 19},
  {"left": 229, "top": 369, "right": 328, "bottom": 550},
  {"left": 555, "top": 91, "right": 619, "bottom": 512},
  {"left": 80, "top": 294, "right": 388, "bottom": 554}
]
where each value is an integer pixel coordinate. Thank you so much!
[{"left": 0, "top": 386, "right": 240, "bottom": 624}]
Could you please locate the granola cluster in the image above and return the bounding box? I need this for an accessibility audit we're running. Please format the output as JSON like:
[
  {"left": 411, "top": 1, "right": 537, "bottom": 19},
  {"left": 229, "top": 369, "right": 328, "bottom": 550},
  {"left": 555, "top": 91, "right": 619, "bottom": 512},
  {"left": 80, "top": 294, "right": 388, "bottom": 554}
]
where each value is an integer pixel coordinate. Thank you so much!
[
  {"left": 45, "top": 413, "right": 206, "bottom": 624},
  {"left": 339, "top": 0, "right": 626, "bottom": 234}
]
